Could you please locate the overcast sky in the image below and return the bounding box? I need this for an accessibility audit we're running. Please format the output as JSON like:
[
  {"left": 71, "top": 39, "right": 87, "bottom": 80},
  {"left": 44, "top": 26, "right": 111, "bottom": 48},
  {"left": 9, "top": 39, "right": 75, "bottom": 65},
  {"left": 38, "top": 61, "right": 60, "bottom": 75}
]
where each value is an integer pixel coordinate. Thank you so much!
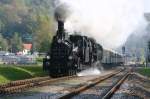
[{"left": 144, "top": 0, "right": 150, "bottom": 12}]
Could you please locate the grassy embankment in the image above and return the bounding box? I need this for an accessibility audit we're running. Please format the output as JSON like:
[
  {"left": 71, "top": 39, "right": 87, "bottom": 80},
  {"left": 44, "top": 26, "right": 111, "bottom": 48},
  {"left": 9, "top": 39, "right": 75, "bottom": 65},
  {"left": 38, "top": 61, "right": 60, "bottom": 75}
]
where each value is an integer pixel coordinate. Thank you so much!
[
  {"left": 138, "top": 67, "right": 150, "bottom": 77},
  {"left": 0, "top": 64, "right": 48, "bottom": 84}
]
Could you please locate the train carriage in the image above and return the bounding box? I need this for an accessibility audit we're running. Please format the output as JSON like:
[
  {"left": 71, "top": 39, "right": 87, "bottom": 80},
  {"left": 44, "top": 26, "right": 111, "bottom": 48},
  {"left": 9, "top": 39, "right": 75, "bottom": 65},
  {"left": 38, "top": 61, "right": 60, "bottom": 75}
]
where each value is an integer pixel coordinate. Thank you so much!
[{"left": 101, "top": 49, "right": 124, "bottom": 69}]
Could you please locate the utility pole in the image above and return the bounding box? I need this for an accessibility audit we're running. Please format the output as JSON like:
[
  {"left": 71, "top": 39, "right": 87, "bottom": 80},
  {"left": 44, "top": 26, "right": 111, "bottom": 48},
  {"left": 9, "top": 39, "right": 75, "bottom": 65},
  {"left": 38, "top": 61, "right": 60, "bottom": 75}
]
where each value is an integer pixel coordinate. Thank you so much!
[
  {"left": 146, "top": 41, "right": 150, "bottom": 67},
  {"left": 122, "top": 46, "right": 126, "bottom": 66}
]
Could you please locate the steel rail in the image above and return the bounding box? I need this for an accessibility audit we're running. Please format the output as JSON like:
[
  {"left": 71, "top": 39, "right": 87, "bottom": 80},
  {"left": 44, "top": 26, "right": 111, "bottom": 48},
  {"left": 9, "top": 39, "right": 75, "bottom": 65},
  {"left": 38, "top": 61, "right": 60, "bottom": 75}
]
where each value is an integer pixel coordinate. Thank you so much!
[
  {"left": 58, "top": 69, "right": 124, "bottom": 99},
  {"left": 102, "top": 72, "right": 130, "bottom": 99},
  {"left": 0, "top": 75, "right": 76, "bottom": 94}
]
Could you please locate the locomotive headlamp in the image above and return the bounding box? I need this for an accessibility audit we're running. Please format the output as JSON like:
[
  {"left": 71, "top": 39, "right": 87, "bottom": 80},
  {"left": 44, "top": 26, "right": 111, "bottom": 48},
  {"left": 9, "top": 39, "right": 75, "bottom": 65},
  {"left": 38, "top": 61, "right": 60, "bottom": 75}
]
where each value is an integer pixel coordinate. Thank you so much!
[
  {"left": 58, "top": 39, "right": 61, "bottom": 43},
  {"left": 46, "top": 56, "right": 50, "bottom": 59},
  {"left": 68, "top": 56, "right": 73, "bottom": 60}
]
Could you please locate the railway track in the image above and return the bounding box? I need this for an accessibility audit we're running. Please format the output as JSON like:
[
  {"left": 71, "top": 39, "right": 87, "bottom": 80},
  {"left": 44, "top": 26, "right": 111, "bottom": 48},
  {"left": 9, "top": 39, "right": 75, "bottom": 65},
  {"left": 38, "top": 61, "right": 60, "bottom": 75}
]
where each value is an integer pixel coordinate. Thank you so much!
[
  {"left": 0, "top": 76, "right": 50, "bottom": 89},
  {"left": 0, "top": 68, "right": 129, "bottom": 99},
  {"left": 0, "top": 75, "right": 76, "bottom": 94},
  {"left": 102, "top": 72, "right": 130, "bottom": 99},
  {"left": 58, "top": 68, "right": 130, "bottom": 99}
]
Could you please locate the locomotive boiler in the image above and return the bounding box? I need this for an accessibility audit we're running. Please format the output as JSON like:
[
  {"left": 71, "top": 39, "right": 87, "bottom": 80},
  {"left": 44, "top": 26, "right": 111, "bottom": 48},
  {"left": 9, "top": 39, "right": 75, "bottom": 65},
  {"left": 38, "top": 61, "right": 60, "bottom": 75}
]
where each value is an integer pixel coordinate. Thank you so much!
[{"left": 43, "top": 20, "right": 103, "bottom": 77}]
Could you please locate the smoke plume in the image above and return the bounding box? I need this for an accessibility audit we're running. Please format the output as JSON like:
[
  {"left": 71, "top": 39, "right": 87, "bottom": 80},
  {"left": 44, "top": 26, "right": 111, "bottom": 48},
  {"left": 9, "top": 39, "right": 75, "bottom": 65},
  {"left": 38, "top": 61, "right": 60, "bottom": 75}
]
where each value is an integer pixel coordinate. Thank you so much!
[
  {"left": 54, "top": 1, "right": 70, "bottom": 21},
  {"left": 77, "top": 67, "right": 102, "bottom": 76},
  {"left": 57, "top": 0, "right": 147, "bottom": 49}
]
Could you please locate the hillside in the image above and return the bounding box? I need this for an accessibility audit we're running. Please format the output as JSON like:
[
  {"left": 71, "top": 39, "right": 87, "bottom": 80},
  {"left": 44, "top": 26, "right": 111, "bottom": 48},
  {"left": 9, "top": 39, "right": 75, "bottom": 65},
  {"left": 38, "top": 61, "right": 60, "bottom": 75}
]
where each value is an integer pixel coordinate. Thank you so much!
[{"left": 0, "top": 0, "right": 55, "bottom": 52}]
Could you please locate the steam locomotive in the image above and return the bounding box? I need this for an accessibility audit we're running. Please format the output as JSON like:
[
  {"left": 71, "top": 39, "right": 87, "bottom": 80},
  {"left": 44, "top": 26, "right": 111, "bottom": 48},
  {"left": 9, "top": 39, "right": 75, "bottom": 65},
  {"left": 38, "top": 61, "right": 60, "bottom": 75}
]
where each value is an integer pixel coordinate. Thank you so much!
[{"left": 43, "top": 20, "right": 123, "bottom": 77}]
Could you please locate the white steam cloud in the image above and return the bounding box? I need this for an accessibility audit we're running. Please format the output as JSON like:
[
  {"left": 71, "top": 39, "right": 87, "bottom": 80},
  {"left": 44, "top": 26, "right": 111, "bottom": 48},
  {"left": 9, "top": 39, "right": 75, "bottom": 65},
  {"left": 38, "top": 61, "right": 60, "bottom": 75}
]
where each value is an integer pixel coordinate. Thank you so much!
[{"left": 59, "top": 0, "right": 146, "bottom": 49}]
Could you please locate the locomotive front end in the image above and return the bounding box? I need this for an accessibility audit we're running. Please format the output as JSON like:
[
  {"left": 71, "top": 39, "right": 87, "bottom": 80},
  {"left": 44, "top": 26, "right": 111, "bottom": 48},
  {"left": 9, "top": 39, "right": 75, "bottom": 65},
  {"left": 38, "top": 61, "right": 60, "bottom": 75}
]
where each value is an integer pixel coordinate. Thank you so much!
[
  {"left": 43, "top": 20, "right": 74, "bottom": 77},
  {"left": 50, "top": 39, "right": 72, "bottom": 71}
]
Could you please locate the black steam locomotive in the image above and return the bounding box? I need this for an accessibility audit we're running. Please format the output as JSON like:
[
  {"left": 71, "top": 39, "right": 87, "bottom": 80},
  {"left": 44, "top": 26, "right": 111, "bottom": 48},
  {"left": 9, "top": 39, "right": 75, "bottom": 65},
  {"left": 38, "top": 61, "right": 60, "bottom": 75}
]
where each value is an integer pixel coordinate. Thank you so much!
[
  {"left": 43, "top": 20, "right": 123, "bottom": 77},
  {"left": 43, "top": 20, "right": 103, "bottom": 77}
]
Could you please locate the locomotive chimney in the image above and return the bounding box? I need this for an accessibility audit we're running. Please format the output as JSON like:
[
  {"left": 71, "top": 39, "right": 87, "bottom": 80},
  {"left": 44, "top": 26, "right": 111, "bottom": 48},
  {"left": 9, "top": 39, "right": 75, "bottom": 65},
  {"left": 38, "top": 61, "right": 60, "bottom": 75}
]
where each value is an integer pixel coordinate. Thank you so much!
[
  {"left": 56, "top": 20, "right": 65, "bottom": 39},
  {"left": 58, "top": 20, "right": 64, "bottom": 32}
]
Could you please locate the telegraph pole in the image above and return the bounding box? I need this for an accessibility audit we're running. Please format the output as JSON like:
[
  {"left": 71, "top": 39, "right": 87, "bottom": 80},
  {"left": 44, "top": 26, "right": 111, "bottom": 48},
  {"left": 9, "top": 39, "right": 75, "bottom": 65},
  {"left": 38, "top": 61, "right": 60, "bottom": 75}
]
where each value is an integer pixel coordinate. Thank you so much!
[
  {"left": 122, "top": 46, "right": 126, "bottom": 66},
  {"left": 146, "top": 41, "right": 150, "bottom": 67}
]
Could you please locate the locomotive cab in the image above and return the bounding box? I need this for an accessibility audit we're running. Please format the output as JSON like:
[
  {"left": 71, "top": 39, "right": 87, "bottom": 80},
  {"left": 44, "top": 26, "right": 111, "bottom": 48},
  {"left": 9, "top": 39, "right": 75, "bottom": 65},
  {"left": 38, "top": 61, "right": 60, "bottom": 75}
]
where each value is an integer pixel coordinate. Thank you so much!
[{"left": 70, "top": 35, "right": 93, "bottom": 64}]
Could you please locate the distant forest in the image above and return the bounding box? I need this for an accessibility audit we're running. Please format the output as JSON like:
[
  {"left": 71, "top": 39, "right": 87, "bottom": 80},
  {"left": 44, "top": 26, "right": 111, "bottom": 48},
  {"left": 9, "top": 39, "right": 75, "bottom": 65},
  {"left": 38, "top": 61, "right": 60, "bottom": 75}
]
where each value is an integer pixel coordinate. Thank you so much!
[{"left": 0, "top": 0, "right": 56, "bottom": 52}]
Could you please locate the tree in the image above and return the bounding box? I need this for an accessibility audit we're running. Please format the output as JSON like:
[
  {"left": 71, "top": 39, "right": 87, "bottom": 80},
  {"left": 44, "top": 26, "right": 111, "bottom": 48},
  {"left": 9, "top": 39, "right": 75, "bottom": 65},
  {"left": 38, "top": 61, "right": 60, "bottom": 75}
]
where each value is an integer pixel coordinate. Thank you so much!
[
  {"left": 39, "top": 39, "right": 51, "bottom": 52},
  {"left": 31, "top": 14, "right": 54, "bottom": 52},
  {"left": 11, "top": 32, "right": 23, "bottom": 53},
  {"left": 0, "top": 34, "right": 8, "bottom": 51}
]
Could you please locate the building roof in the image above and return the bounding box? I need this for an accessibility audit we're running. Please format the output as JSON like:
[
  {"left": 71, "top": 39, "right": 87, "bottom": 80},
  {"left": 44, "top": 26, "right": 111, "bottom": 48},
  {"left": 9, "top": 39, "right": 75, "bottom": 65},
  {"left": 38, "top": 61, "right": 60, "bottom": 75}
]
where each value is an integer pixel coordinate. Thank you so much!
[{"left": 23, "top": 44, "right": 32, "bottom": 50}]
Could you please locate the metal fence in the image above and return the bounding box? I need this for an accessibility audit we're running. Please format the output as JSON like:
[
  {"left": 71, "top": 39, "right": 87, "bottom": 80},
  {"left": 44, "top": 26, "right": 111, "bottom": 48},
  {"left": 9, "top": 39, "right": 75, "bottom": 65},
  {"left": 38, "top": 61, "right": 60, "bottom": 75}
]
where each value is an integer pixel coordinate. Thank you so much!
[{"left": 0, "top": 55, "right": 37, "bottom": 65}]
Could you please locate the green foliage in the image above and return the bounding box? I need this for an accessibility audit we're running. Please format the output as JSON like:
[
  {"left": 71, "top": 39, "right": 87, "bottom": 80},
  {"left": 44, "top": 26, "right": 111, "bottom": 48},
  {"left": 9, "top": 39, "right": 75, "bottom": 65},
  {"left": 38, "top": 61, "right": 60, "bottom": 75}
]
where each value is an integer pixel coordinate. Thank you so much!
[
  {"left": 11, "top": 32, "right": 23, "bottom": 52},
  {"left": 39, "top": 39, "right": 51, "bottom": 52},
  {"left": 31, "top": 14, "right": 54, "bottom": 52},
  {"left": 0, "top": 0, "right": 55, "bottom": 52},
  {"left": 0, "top": 34, "right": 8, "bottom": 50}
]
